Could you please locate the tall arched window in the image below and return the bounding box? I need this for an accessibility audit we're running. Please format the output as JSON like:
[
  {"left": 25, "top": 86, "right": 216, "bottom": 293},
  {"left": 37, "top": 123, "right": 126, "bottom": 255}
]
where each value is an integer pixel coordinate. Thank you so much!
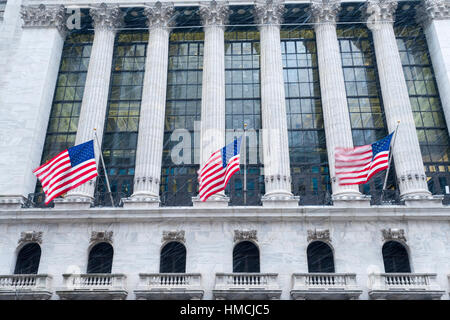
[
  {"left": 160, "top": 242, "right": 186, "bottom": 273},
  {"left": 14, "top": 243, "right": 41, "bottom": 274},
  {"left": 87, "top": 242, "right": 113, "bottom": 274},
  {"left": 307, "top": 241, "right": 335, "bottom": 273},
  {"left": 233, "top": 241, "right": 260, "bottom": 273},
  {"left": 382, "top": 241, "right": 411, "bottom": 273}
]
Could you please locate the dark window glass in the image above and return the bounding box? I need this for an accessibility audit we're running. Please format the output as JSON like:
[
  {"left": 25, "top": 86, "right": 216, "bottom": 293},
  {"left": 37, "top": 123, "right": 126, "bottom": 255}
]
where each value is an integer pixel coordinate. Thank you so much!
[
  {"left": 96, "top": 32, "right": 148, "bottom": 199},
  {"left": 87, "top": 242, "right": 114, "bottom": 273},
  {"left": 161, "top": 31, "right": 204, "bottom": 206},
  {"left": 224, "top": 30, "right": 264, "bottom": 205},
  {"left": 0, "top": 1, "right": 7, "bottom": 20},
  {"left": 395, "top": 25, "right": 450, "bottom": 195},
  {"left": 382, "top": 241, "right": 411, "bottom": 273},
  {"left": 307, "top": 241, "right": 334, "bottom": 273},
  {"left": 233, "top": 241, "right": 260, "bottom": 273},
  {"left": 281, "top": 28, "right": 330, "bottom": 204},
  {"left": 160, "top": 241, "right": 187, "bottom": 273},
  {"left": 14, "top": 243, "right": 41, "bottom": 274}
]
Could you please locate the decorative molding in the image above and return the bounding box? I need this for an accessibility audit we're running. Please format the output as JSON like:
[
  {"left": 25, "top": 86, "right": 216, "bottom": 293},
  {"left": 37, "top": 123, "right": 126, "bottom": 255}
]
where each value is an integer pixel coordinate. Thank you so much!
[
  {"left": 416, "top": 0, "right": 450, "bottom": 26},
  {"left": 365, "top": 0, "right": 398, "bottom": 29},
  {"left": 199, "top": 0, "right": 230, "bottom": 27},
  {"left": 18, "top": 231, "right": 43, "bottom": 245},
  {"left": 20, "top": 4, "right": 66, "bottom": 34},
  {"left": 89, "top": 3, "right": 123, "bottom": 31},
  {"left": 307, "top": 229, "right": 331, "bottom": 242},
  {"left": 144, "top": 1, "right": 175, "bottom": 29},
  {"left": 90, "top": 231, "right": 113, "bottom": 243},
  {"left": 234, "top": 229, "right": 257, "bottom": 242},
  {"left": 382, "top": 228, "right": 406, "bottom": 242},
  {"left": 309, "top": 0, "right": 341, "bottom": 24},
  {"left": 254, "top": 0, "right": 285, "bottom": 25},
  {"left": 162, "top": 230, "right": 185, "bottom": 243}
]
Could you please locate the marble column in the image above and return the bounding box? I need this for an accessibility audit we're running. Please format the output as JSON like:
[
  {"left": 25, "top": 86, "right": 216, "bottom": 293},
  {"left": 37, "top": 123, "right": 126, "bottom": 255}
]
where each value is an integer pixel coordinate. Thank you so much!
[
  {"left": 310, "top": 0, "right": 368, "bottom": 206},
  {"left": 365, "top": 0, "right": 441, "bottom": 206},
  {"left": 255, "top": 0, "right": 298, "bottom": 207},
  {"left": 60, "top": 3, "right": 123, "bottom": 207},
  {"left": 123, "top": 2, "right": 174, "bottom": 208},
  {"left": 417, "top": 0, "right": 450, "bottom": 137},
  {"left": 193, "top": 0, "right": 230, "bottom": 207},
  {"left": 0, "top": 4, "right": 66, "bottom": 208}
]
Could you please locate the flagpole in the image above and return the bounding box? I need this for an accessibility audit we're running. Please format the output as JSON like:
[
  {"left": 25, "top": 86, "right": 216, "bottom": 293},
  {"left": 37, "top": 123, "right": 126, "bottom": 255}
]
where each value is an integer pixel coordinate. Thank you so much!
[
  {"left": 243, "top": 123, "right": 247, "bottom": 205},
  {"left": 93, "top": 128, "right": 115, "bottom": 207},
  {"left": 382, "top": 120, "right": 400, "bottom": 197}
]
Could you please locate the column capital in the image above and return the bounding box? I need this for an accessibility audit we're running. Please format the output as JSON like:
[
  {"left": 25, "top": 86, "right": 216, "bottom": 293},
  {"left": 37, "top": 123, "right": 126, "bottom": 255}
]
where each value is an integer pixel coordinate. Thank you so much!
[
  {"left": 309, "top": 0, "right": 341, "bottom": 25},
  {"left": 365, "top": 0, "right": 398, "bottom": 29},
  {"left": 199, "top": 0, "right": 230, "bottom": 27},
  {"left": 254, "top": 0, "right": 285, "bottom": 25},
  {"left": 89, "top": 3, "right": 123, "bottom": 32},
  {"left": 144, "top": 1, "right": 175, "bottom": 30},
  {"left": 20, "top": 4, "right": 67, "bottom": 35},
  {"left": 416, "top": 0, "right": 450, "bottom": 26}
]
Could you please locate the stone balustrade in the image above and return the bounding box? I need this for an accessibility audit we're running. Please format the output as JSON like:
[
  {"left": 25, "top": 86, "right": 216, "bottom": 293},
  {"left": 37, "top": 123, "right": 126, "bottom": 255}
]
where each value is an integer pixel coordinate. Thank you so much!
[
  {"left": 0, "top": 274, "right": 52, "bottom": 300},
  {"left": 213, "top": 273, "right": 282, "bottom": 300},
  {"left": 134, "top": 273, "right": 203, "bottom": 300}
]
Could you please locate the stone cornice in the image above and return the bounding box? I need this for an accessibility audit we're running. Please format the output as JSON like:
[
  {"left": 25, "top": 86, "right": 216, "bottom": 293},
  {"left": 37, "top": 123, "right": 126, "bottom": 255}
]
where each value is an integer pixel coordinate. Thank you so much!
[
  {"left": 144, "top": 1, "right": 175, "bottom": 30},
  {"left": 416, "top": 0, "right": 450, "bottom": 26},
  {"left": 365, "top": 0, "right": 398, "bottom": 29},
  {"left": 309, "top": 0, "right": 341, "bottom": 25},
  {"left": 90, "top": 2, "right": 123, "bottom": 32},
  {"left": 20, "top": 4, "right": 67, "bottom": 34},
  {"left": 254, "top": 0, "right": 285, "bottom": 25},
  {"left": 199, "top": 0, "right": 230, "bottom": 27}
]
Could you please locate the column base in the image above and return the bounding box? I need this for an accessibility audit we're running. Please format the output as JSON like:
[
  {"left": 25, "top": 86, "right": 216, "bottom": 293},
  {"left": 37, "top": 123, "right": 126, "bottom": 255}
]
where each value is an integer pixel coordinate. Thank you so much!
[
  {"left": 402, "top": 194, "right": 444, "bottom": 207},
  {"left": 0, "top": 196, "right": 26, "bottom": 209},
  {"left": 53, "top": 195, "right": 93, "bottom": 209},
  {"left": 332, "top": 193, "right": 371, "bottom": 207},
  {"left": 122, "top": 195, "right": 160, "bottom": 208},
  {"left": 192, "top": 194, "right": 229, "bottom": 207},
  {"left": 261, "top": 193, "right": 299, "bottom": 207}
]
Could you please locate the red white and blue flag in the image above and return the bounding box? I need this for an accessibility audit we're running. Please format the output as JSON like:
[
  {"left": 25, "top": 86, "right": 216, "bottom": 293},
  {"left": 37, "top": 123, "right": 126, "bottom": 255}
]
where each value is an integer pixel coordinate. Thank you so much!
[
  {"left": 335, "top": 133, "right": 394, "bottom": 185},
  {"left": 198, "top": 137, "right": 242, "bottom": 201},
  {"left": 33, "top": 140, "right": 98, "bottom": 205}
]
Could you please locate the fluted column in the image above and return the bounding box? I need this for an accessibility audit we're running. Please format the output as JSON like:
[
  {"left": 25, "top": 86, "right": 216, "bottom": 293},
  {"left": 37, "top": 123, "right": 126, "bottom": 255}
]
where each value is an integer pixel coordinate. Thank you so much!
[
  {"left": 124, "top": 2, "right": 174, "bottom": 208},
  {"left": 62, "top": 3, "right": 123, "bottom": 206},
  {"left": 255, "top": 0, "right": 298, "bottom": 207},
  {"left": 417, "top": 0, "right": 450, "bottom": 136},
  {"left": 310, "top": 0, "right": 367, "bottom": 205},
  {"left": 193, "top": 1, "right": 230, "bottom": 206},
  {"left": 366, "top": 0, "right": 439, "bottom": 205}
]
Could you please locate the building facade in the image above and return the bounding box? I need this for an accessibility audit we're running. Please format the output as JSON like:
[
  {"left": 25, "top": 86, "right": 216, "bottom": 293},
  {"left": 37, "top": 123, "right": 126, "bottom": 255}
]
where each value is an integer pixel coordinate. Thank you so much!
[{"left": 0, "top": 0, "right": 449, "bottom": 300}]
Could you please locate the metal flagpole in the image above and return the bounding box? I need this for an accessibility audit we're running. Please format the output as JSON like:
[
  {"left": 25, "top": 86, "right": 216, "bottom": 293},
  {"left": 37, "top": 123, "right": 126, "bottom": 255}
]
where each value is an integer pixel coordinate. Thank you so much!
[
  {"left": 93, "top": 128, "right": 115, "bottom": 207},
  {"left": 243, "top": 123, "right": 247, "bottom": 205},
  {"left": 382, "top": 120, "right": 400, "bottom": 199}
]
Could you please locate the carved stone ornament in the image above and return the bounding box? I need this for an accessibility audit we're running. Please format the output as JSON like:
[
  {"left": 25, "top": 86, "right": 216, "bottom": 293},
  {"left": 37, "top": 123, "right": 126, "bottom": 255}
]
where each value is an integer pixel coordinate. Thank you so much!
[
  {"left": 234, "top": 229, "right": 257, "bottom": 243},
  {"left": 254, "top": 0, "right": 285, "bottom": 25},
  {"left": 162, "top": 230, "right": 185, "bottom": 243},
  {"left": 90, "top": 3, "right": 123, "bottom": 31},
  {"left": 416, "top": 0, "right": 450, "bottom": 26},
  {"left": 307, "top": 229, "right": 331, "bottom": 242},
  {"left": 90, "top": 231, "right": 113, "bottom": 243},
  {"left": 199, "top": 0, "right": 230, "bottom": 26},
  {"left": 309, "top": 0, "right": 341, "bottom": 24},
  {"left": 20, "top": 4, "right": 66, "bottom": 34},
  {"left": 365, "top": 0, "right": 398, "bottom": 28},
  {"left": 18, "top": 231, "right": 43, "bottom": 245},
  {"left": 382, "top": 228, "right": 407, "bottom": 242},
  {"left": 144, "top": 1, "right": 175, "bottom": 29}
]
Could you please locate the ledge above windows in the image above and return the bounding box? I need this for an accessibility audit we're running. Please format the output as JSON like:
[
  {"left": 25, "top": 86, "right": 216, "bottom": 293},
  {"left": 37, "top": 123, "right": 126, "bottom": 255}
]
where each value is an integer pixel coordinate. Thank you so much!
[
  {"left": 0, "top": 274, "right": 52, "bottom": 300},
  {"left": 134, "top": 273, "right": 203, "bottom": 300},
  {"left": 213, "top": 273, "right": 282, "bottom": 300}
]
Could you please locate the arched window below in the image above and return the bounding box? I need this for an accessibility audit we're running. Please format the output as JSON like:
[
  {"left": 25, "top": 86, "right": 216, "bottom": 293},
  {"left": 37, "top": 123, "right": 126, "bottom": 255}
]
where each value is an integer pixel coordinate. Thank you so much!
[
  {"left": 233, "top": 241, "right": 260, "bottom": 273},
  {"left": 382, "top": 241, "right": 411, "bottom": 273},
  {"left": 160, "top": 242, "right": 186, "bottom": 273},
  {"left": 14, "top": 243, "right": 41, "bottom": 274},
  {"left": 87, "top": 242, "right": 113, "bottom": 274},
  {"left": 307, "top": 241, "right": 335, "bottom": 273}
]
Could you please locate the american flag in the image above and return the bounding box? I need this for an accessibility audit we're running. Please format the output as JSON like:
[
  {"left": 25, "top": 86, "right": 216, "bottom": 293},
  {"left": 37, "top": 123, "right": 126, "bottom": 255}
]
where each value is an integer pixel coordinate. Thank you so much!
[
  {"left": 335, "top": 133, "right": 394, "bottom": 185},
  {"left": 198, "top": 137, "right": 242, "bottom": 202},
  {"left": 33, "top": 140, "right": 98, "bottom": 205}
]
